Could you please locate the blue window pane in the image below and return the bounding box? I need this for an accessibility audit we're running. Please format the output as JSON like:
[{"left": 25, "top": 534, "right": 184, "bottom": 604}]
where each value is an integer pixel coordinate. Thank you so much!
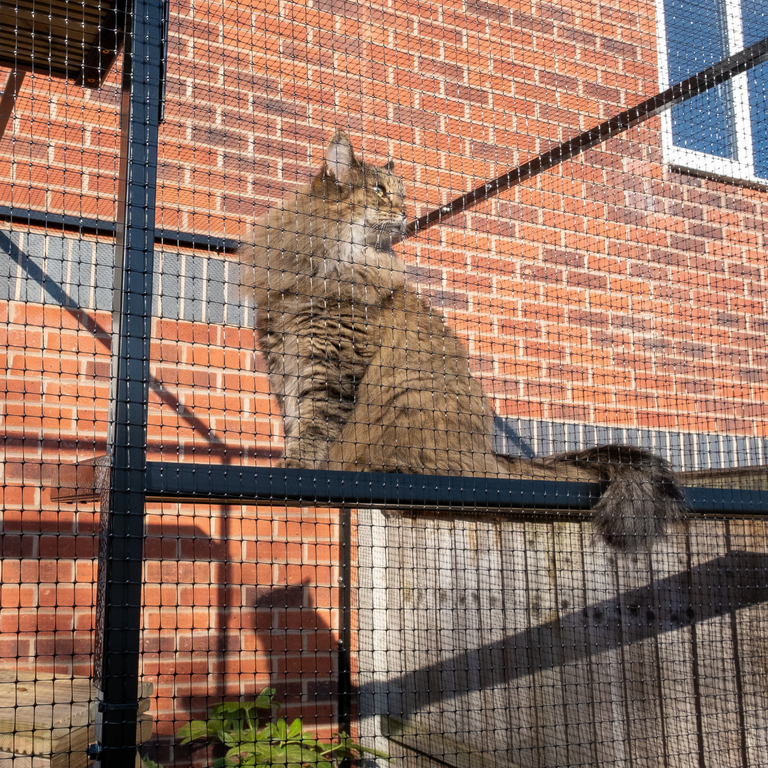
[
  {"left": 747, "top": 67, "right": 768, "bottom": 176},
  {"left": 742, "top": 0, "right": 768, "bottom": 177},
  {"left": 740, "top": 0, "right": 768, "bottom": 48},
  {"left": 665, "top": 0, "right": 736, "bottom": 159}
]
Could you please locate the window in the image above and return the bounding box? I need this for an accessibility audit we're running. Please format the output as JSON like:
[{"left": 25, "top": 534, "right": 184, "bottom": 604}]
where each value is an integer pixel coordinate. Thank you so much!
[{"left": 657, "top": 0, "right": 768, "bottom": 181}]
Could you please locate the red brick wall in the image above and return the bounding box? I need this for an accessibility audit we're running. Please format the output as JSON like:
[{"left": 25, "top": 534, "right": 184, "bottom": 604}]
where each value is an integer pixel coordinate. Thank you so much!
[
  {"left": 1, "top": 0, "right": 767, "bottom": 760},
  {"left": 2, "top": 0, "right": 767, "bottom": 434}
]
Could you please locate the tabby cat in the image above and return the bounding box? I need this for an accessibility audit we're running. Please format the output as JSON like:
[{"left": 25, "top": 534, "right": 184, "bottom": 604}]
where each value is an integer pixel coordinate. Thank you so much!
[{"left": 241, "top": 131, "right": 686, "bottom": 550}]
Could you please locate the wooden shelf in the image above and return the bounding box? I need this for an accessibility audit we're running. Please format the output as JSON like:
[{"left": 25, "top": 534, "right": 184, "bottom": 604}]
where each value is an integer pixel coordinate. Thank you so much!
[
  {"left": 0, "top": 672, "right": 152, "bottom": 768},
  {"left": 0, "top": 0, "right": 122, "bottom": 87}
]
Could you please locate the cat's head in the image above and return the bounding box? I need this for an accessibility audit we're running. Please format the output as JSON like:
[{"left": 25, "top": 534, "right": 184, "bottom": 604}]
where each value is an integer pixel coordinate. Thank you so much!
[{"left": 312, "top": 130, "right": 407, "bottom": 250}]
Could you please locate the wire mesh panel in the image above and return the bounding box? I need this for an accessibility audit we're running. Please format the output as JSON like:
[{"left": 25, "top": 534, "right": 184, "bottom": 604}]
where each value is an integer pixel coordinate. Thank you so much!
[{"left": 2, "top": 0, "right": 768, "bottom": 765}]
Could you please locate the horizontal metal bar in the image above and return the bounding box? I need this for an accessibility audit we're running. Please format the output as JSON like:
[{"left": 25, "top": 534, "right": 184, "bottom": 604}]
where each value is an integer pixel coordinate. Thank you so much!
[
  {"left": 0, "top": 206, "right": 115, "bottom": 237},
  {"left": 154, "top": 228, "right": 240, "bottom": 252},
  {"left": 400, "top": 34, "right": 768, "bottom": 239},
  {"left": 0, "top": 206, "right": 239, "bottom": 252},
  {"left": 145, "top": 462, "right": 601, "bottom": 511},
  {"left": 144, "top": 462, "right": 768, "bottom": 515}
]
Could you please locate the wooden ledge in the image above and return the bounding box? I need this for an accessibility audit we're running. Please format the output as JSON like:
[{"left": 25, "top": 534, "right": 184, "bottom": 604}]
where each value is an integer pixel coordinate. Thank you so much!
[
  {"left": 43, "top": 457, "right": 110, "bottom": 504},
  {"left": 0, "top": 670, "right": 152, "bottom": 768}
]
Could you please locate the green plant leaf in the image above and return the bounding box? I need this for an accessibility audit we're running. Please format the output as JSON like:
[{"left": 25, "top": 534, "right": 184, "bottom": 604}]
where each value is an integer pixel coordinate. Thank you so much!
[
  {"left": 257, "top": 721, "right": 280, "bottom": 742},
  {"left": 235, "top": 741, "right": 282, "bottom": 762},
  {"left": 206, "top": 714, "right": 227, "bottom": 744},
  {"left": 173, "top": 687, "right": 391, "bottom": 766},
  {"left": 176, "top": 719, "right": 210, "bottom": 744},
  {"left": 218, "top": 701, "right": 248, "bottom": 716},
  {"left": 282, "top": 744, "right": 333, "bottom": 765},
  {"left": 253, "top": 688, "right": 278, "bottom": 711},
  {"left": 329, "top": 734, "right": 393, "bottom": 762},
  {"left": 286, "top": 718, "right": 304, "bottom": 740},
  {"left": 141, "top": 757, "right": 161, "bottom": 768}
]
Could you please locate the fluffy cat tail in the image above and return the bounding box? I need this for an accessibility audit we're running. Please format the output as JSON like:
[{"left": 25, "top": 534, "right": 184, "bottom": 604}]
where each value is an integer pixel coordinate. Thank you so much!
[{"left": 535, "top": 445, "right": 688, "bottom": 551}]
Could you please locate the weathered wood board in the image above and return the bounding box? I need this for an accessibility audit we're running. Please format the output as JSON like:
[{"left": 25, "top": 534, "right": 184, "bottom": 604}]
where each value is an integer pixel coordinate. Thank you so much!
[
  {"left": 0, "top": 672, "right": 153, "bottom": 768},
  {"left": 357, "top": 512, "right": 768, "bottom": 768}
]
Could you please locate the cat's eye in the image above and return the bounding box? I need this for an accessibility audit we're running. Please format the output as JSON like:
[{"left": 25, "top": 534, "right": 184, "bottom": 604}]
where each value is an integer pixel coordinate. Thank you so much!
[{"left": 373, "top": 184, "right": 387, "bottom": 198}]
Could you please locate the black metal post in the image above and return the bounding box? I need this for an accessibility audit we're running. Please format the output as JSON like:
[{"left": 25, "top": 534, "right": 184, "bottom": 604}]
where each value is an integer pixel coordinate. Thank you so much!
[{"left": 92, "top": 0, "right": 164, "bottom": 764}]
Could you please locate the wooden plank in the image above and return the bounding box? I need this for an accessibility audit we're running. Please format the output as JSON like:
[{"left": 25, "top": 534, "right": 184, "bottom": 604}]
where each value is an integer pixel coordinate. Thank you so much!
[
  {"left": 688, "top": 520, "right": 743, "bottom": 768},
  {"left": 474, "top": 522, "right": 516, "bottom": 766},
  {"left": 581, "top": 540, "right": 629, "bottom": 768},
  {"left": 0, "top": 735, "right": 148, "bottom": 768},
  {"left": 650, "top": 529, "right": 700, "bottom": 768},
  {"left": 4, "top": 11, "right": 99, "bottom": 42},
  {"left": 395, "top": 518, "right": 451, "bottom": 752},
  {"left": 11, "top": 0, "right": 107, "bottom": 18},
  {"left": 551, "top": 521, "right": 598, "bottom": 767},
  {"left": 446, "top": 521, "right": 486, "bottom": 758},
  {"left": 391, "top": 515, "right": 421, "bottom": 725},
  {"left": 445, "top": 521, "right": 510, "bottom": 764},
  {"left": 355, "top": 508, "right": 407, "bottom": 759},
  {"left": 524, "top": 521, "right": 568, "bottom": 768},
  {"left": 386, "top": 517, "right": 539, "bottom": 768},
  {"left": 0, "top": 669, "right": 153, "bottom": 698},
  {"left": 615, "top": 545, "right": 667, "bottom": 767},
  {"left": 0, "top": 670, "right": 152, "bottom": 761},
  {"left": 727, "top": 519, "right": 768, "bottom": 768},
  {"left": 0, "top": 756, "right": 79, "bottom": 768},
  {"left": 0, "top": 716, "right": 152, "bottom": 762},
  {"left": 0, "top": 757, "right": 54, "bottom": 768},
  {"left": 0, "top": 755, "right": 145, "bottom": 768},
  {"left": 430, "top": 520, "right": 460, "bottom": 760},
  {"left": 498, "top": 522, "right": 540, "bottom": 767}
]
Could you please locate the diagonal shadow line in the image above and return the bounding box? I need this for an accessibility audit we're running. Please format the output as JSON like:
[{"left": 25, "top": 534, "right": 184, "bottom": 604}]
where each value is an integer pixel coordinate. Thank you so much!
[
  {"left": 355, "top": 551, "right": 768, "bottom": 718},
  {"left": 493, "top": 416, "right": 536, "bottom": 459},
  {"left": 1, "top": 230, "right": 226, "bottom": 448}
]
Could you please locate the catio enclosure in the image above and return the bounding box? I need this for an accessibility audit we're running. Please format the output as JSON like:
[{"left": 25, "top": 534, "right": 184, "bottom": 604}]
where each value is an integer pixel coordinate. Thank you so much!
[{"left": 1, "top": 0, "right": 768, "bottom": 765}]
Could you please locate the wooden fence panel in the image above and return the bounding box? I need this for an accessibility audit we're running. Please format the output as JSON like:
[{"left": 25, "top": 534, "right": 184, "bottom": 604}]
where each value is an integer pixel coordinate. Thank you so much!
[{"left": 357, "top": 513, "right": 768, "bottom": 768}]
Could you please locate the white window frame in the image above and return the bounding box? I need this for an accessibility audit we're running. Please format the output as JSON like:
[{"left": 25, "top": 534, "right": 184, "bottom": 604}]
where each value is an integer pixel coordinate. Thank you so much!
[{"left": 656, "top": 0, "right": 763, "bottom": 182}]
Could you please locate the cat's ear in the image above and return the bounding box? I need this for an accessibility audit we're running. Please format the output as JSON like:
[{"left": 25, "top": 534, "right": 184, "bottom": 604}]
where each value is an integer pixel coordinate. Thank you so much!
[
  {"left": 383, "top": 160, "right": 395, "bottom": 171},
  {"left": 325, "top": 131, "right": 356, "bottom": 184}
]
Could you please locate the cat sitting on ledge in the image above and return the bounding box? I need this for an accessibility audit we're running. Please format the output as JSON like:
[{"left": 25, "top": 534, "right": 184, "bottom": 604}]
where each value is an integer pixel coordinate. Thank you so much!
[{"left": 240, "top": 130, "right": 686, "bottom": 550}]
